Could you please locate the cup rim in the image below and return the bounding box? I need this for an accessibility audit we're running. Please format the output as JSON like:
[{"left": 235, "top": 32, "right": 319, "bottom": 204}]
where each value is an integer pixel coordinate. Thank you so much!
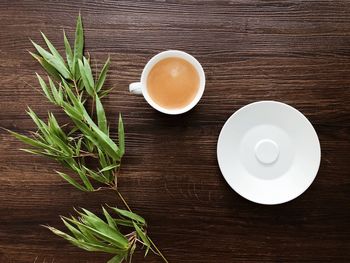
[{"left": 140, "top": 50, "right": 205, "bottom": 115}]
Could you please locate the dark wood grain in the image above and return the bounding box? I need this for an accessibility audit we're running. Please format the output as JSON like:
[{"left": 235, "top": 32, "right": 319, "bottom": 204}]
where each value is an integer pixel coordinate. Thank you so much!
[{"left": 0, "top": 0, "right": 350, "bottom": 262}]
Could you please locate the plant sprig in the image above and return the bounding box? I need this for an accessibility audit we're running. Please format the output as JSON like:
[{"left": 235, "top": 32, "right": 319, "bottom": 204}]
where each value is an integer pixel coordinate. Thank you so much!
[
  {"left": 9, "top": 14, "right": 167, "bottom": 263},
  {"left": 44, "top": 206, "right": 155, "bottom": 263}
]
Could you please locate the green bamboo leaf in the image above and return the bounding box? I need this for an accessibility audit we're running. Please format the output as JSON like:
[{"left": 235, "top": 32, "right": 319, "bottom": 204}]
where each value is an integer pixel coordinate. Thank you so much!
[
  {"left": 48, "top": 132, "right": 72, "bottom": 155},
  {"left": 133, "top": 222, "right": 150, "bottom": 248},
  {"left": 56, "top": 171, "right": 87, "bottom": 191},
  {"left": 82, "top": 112, "right": 120, "bottom": 160},
  {"left": 20, "top": 148, "right": 60, "bottom": 158},
  {"left": 118, "top": 113, "right": 125, "bottom": 156},
  {"left": 29, "top": 52, "right": 60, "bottom": 79},
  {"left": 74, "top": 240, "right": 125, "bottom": 253},
  {"left": 109, "top": 207, "right": 145, "bottom": 225},
  {"left": 75, "top": 137, "right": 82, "bottom": 156},
  {"left": 48, "top": 224, "right": 109, "bottom": 253},
  {"left": 77, "top": 77, "right": 85, "bottom": 90},
  {"left": 63, "top": 102, "right": 84, "bottom": 121},
  {"left": 44, "top": 225, "right": 77, "bottom": 243},
  {"left": 48, "top": 113, "right": 67, "bottom": 140},
  {"left": 31, "top": 40, "right": 71, "bottom": 79},
  {"left": 26, "top": 107, "right": 48, "bottom": 134},
  {"left": 64, "top": 215, "right": 120, "bottom": 252},
  {"left": 69, "top": 214, "right": 103, "bottom": 245},
  {"left": 72, "top": 215, "right": 129, "bottom": 249},
  {"left": 8, "top": 130, "right": 63, "bottom": 157},
  {"left": 82, "top": 165, "right": 109, "bottom": 184},
  {"left": 7, "top": 129, "right": 47, "bottom": 149},
  {"left": 98, "top": 149, "right": 112, "bottom": 181},
  {"left": 113, "top": 219, "right": 134, "bottom": 227},
  {"left": 61, "top": 79, "right": 84, "bottom": 113},
  {"left": 107, "top": 255, "right": 125, "bottom": 263},
  {"left": 95, "top": 95, "right": 107, "bottom": 134},
  {"left": 61, "top": 217, "right": 86, "bottom": 240},
  {"left": 63, "top": 30, "right": 73, "bottom": 70},
  {"left": 99, "top": 87, "right": 114, "bottom": 98},
  {"left": 96, "top": 56, "right": 110, "bottom": 92},
  {"left": 145, "top": 243, "right": 150, "bottom": 257},
  {"left": 75, "top": 112, "right": 120, "bottom": 160},
  {"left": 73, "top": 13, "right": 84, "bottom": 79},
  {"left": 74, "top": 166, "right": 94, "bottom": 191},
  {"left": 58, "top": 84, "right": 64, "bottom": 101},
  {"left": 41, "top": 32, "right": 66, "bottom": 65},
  {"left": 83, "top": 136, "right": 95, "bottom": 152},
  {"left": 99, "top": 164, "right": 118, "bottom": 173},
  {"left": 78, "top": 59, "right": 94, "bottom": 96},
  {"left": 98, "top": 148, "right": 109, "bottom": 167},
  {"left": 83, "top": 56, "right": 94, "bottom": 89},
  {"left": 79, "top": 209, "right": 127, "bottom": 245},
  {"left": 36, "top": 73, "right": 54, "bottom": 102},
  {"left": 48, "top": 77, "right": 63, "bottom": 105},
  {"left": 102, "top": 207, "right": 118, "bottom": 230}
]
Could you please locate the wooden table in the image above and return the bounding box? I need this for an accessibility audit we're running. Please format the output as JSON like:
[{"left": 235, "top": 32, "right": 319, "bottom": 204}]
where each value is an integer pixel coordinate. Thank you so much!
[{"left": 1, "top": 1, "right": 349, "bottom": 262}]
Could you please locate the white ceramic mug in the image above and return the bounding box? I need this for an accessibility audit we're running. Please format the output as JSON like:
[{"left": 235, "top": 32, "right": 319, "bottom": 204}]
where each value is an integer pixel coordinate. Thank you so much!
[{"left": 129, "top": 50, "right": 206, "bottom": 115}]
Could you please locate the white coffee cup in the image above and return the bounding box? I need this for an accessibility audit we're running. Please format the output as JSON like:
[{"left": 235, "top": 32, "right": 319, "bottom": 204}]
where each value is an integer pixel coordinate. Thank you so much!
[{"left": 129, "top": 50, "right": 205, "bottom": 115}]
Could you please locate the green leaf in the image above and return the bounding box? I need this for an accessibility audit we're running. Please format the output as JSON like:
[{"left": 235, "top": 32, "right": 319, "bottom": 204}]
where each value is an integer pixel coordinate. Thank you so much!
[
  {"left": 20, "top": 148, "right": 60, "bottom": 158},
  {"left": 83, "top": 56, "right": 94, "bottom": 89},
  {"left": 113, "top": 219, "right": 134, "bottom": 227},
  {"left": 118, "top": 113, "right": 125, "bottom": 156},
  {"left": 73, "top": 13, "right": 84, "bottom": 79},
  {"left": 95, "top": 95, "right": 107, "bottom": 134},
  {"left": 63, "top": 30, "right": 73, "bottom": 70},
  {"left": 29, "top": 52, "right": 60, "bottom": 80},
  {"left": 102, "top": 206, "right": 118, "bottom": 230},
  {"left": 82, "top": 111, "right": 120, "bottom": 160},
  {"left": 44, "top": 225, "right": 77, "bottom": 243},
  {"left": 31, "top": 40, "right": 71, "bottom": 79},
  {"left": 61, "top": 79, "right": 84, "bottom": 113},
  {"left": 99, "top": 87, "right": 114, "bottom": 98},
  {"left": 61, "top": 217, "right": 86, "bottom": 241},
  {"left": 26, "top": 107, "right": 48, "bottom": 135},
  {"left": 77, "top": 77, "right": 85, "bottom": 90},
  {"left": 41, "top": 32, "right": 66, "bottom": 65},
  {"left": 79, "top": 209, "right": 125, "bottom": 242},
  {"left": 45, "top": 224, "right": 122, "bottom": 253},
  {"left": 48, "top": 113, "right": 66, "bottom": 140},
  {"left": 74, "top": 165, "right": 94, "bottom": 191},
  {"left": 109, "top": 207, "right": 146, "bottom": 225},
  {"left": 98, "top": 148, "right": 109, "bottom": 167},
  {"left": 99, "top": 164, "right": 118, "bottom": 173},
  {"left": 72, "top": 214, "right": 129, "bottom": 249},
  {"left": 36, "top": 73, "right": 54, "bottom": 103},
  {"left": 78, "top": 59, "right": 94, "bottom": 96},
  {"left": 49, "top": 132, "right": 72, "bottom": 156},
  {"left": 48, "top": 77, "right": 63, "bottom": 105},
  {"left": 63, "top": 102, "right": 84, "bottom": 121},
  {"left": 7, "top": 129, "right": 48, "bottom": 149},
  {"left": 83, "top": 165, "right": 109, "bottom": 184},
  {"left": 107, "top": 255, "right": 125, "bottom": 263},
  {"left": 98, "top": 149, "right": 112, "bottom": 181},
  {"left": 56, "top": 171, "right": 87, "bottom": 191},
  {"left": 96, "top": 56, "right": 110, "bottom": 92},
  {"left": 75, "top": 137, "right": 82, "bottom": 156},
  {"left": 75, "top": 241, "right": 124, "bottom": 253},
  {"left": 71, "top": 215, "right": 103, "bottom": 244},
  {"left": 133, "top": 222, "right": 150, "bottom": 248}
]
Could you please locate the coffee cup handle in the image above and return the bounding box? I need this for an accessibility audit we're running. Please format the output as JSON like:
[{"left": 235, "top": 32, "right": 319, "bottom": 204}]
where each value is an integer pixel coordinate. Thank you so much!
[{"left": 129, "top": 82, "right": 143, "bottom": 95}]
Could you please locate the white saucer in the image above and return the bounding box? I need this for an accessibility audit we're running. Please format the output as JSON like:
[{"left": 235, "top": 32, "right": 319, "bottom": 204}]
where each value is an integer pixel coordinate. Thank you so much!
[{"left": 217, "top": 101, "right": 321, "bottom": 205}]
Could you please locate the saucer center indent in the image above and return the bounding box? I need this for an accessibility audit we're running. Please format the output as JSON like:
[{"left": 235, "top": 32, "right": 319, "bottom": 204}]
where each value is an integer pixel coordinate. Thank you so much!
[{"left": 254, "top": 139, "right": 279, "bottom": 164}]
